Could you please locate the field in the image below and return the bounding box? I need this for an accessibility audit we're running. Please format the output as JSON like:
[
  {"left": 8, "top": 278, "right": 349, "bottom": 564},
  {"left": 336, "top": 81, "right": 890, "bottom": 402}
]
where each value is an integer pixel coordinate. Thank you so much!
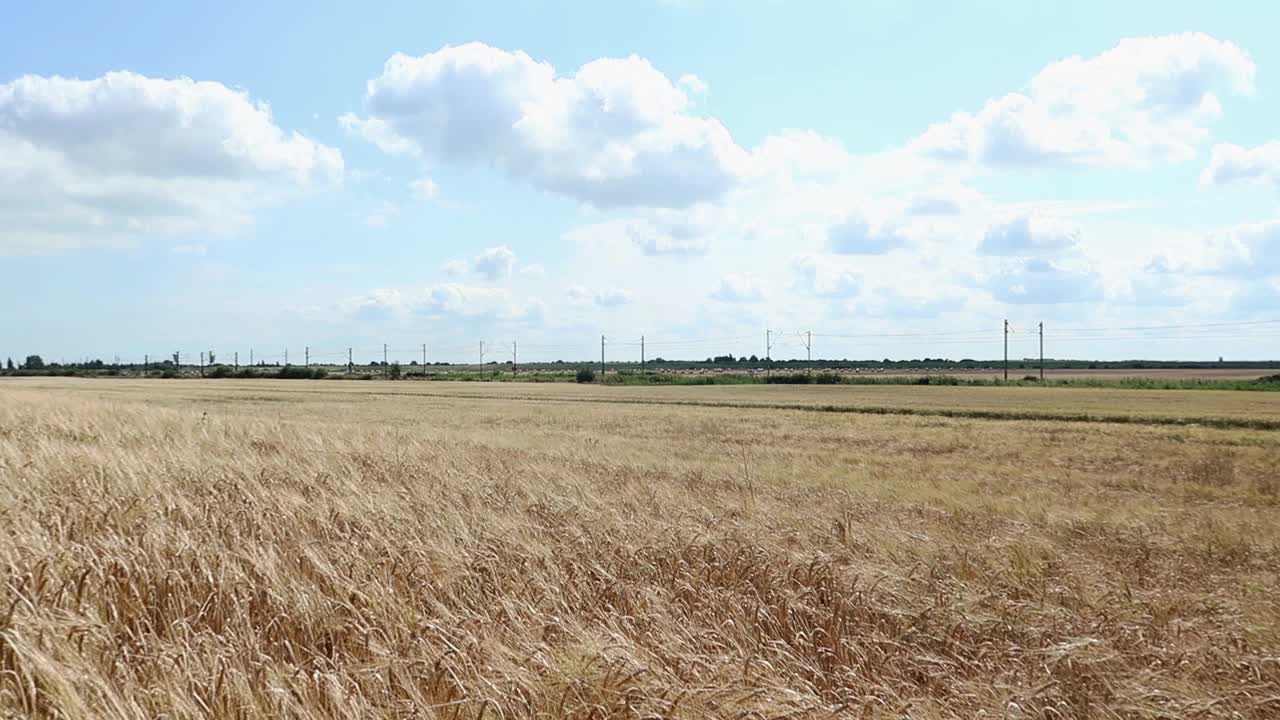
[{"left": 2, "top": 377, "right": 1279, "bottom": 718}]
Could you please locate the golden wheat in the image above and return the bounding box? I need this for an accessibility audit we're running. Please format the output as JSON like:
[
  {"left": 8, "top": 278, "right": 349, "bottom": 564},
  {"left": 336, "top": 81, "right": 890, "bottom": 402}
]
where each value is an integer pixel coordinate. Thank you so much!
[{"left": 2, "top": 378, "right": 1278, "bottom": 718}]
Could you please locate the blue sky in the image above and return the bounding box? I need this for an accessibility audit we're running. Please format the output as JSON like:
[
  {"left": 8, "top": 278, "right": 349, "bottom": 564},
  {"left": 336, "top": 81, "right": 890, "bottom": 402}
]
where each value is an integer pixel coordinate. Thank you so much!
[{"left": 3, "top": 1, "right": 1279, "bottom": 364}]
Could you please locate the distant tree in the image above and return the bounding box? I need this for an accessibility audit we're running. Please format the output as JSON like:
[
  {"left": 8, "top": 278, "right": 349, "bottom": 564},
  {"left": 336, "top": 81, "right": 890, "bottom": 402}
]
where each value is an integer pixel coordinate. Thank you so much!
[
  {"left": 207, "top": 351, "right": 216, "bottom": 365},
  {"left": 5, "top": 358, "right": 13, "bottom": 370},
  {"left": 23, "top": 355, "right": 45, "bottom": 370},
  {"left": 388, "top": 363, "right": 402, "bottom": 379},
  {"left": 748, "top": 355, "right": 759, "bottom": 363},
  {"left": 171, "top": 352, "right": 180, "bottom": 365}
]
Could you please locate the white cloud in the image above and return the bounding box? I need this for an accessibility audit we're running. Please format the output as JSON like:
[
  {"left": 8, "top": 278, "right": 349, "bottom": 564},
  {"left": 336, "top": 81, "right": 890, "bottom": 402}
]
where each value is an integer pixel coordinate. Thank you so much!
[
  {"left": 472, "top": 244, "right": 517, "bottom": 281},
  {"left": 1214, "top": 219, "right": 1280, "bottom": 277},
  {"left": 170, "top": 243, "right": 207, "bottom": 256},
  {"left": 710, "top": 273, "right": 765, "bottom": 302},
  {"left": 442, "top": 259, "right": 468, "bottom": 276},
  {"left": 987, "top": 258, "right": 1104, "bottom": 304},
  {"left": 904, "top": 185, "right": 982, "bottom": 216},
  {"left": 340, "top": 283, "right": 538, "bottom": 322},
  {"left": 518, "top": 263, "right": 546, "bottom": 278},
  {"left": 1201, "top": 142, "right": 1280, "bottom": 188},
  {"left": 567, "top": 285, "right": 631, "bottom": 307},
  {"left": 979, "top": 214, "right": 1079, "bottom": 255},
  {"left": 864, "top": 288, "right": 965, "bottom": 319},
  {"left": 594, "top": 287, "right": 632, "bottom": 307},
  {"left": 913, "top": 33, "right": 1254, "bottom": 167},
  {"left": 0, "top": 71, "right": 342, "bottom": 254},
  {"left": 678, "top": 73, "right": 708, "bottom": 96},
  {"left": 793, "top": 256, "right": 861, "bottom": 298},
  {"left": 410, "top": 176, "right": 440, "bottom": 200},
  {"left": 627, "top": 221, "right": 710, "bottom": 256},
  {"left": 343, "top": 42, "right": 749, "bottom": 208},
  {"left": 827, "top": 213, "right": 909, "bottom": 255}
]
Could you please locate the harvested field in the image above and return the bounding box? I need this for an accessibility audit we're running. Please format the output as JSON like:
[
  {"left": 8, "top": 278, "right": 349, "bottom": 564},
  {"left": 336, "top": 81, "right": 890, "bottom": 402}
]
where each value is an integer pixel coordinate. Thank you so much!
[{"left": 2, "top": 377, "right": 1279, "bottom": 718}]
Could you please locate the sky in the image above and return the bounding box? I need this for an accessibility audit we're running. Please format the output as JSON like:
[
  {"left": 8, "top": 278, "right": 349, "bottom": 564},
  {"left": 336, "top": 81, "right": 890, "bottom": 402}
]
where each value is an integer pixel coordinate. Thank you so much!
[{"left": 3, "top": 0, "right": 1280, "bottom": 365}]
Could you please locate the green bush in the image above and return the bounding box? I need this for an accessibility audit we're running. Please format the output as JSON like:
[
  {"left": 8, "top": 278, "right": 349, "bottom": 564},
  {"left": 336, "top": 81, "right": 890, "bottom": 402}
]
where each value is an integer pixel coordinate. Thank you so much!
[
  {"left": 276, "top": 366, "right": 327, "bottom": 380},
  {"left": 208, "top": 365, "right": 233, "bottom": 379},
  {"left": 576, "top": 367, "right": 596, "bottom": 383}
]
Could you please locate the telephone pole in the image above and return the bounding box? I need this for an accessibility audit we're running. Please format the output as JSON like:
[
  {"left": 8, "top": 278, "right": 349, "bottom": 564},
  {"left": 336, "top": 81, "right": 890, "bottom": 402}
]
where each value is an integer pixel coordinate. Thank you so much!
[
  {"left": 801, "top": 330, "right": 812, "bottom": 374},
  {"left": 1039, "top": 322, "right": 1045, "bottom": 381},
  {"left": 348, "top": 347, "right": 353, "bottom": 374},
  {"left": 234, "top": 352, "right": 238, "bottom": 371},
  {"left": 383, "top": 343, "right": 388, "bottom": 377},
  {"left": 511, "top": 341, "right": 517, "bottom": 374},
  {"left": 640, "top": 335, "right": 645, "bottom": 372},
  {"left": 199, "top": 351, "right": 205, "bottom": 377},
  {"left": 479, "top": 340, "right": 484, "bottom": 372},
  {"left": 1003, "top": 319, "right": 1009, "bottom": 381},
  {"left": 304, "top": 346, "right": 309, "bottom": 368},
  {"left": 144, "top": 354, "right": 149, "bottom": 374},
  {"left": 422, "top": 343, "right": 427, "bottom": 374},
  {"left": 249, "top": 349, "right": 254, "bottom": 366},
  {"left": 601, "top": 335, "right": 606, "bottom": 377}
]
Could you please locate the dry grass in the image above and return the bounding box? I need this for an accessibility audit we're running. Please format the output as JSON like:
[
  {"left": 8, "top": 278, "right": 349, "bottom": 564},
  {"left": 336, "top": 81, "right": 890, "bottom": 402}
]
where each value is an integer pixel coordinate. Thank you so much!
[{"left": 2, "top": 378, "right": 1279, "bottom": 719}]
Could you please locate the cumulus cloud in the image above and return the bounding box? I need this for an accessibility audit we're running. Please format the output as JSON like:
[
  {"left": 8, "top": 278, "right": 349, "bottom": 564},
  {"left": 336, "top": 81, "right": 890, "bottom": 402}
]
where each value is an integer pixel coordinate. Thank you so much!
[
  {"left": 340, "top": 283, "right": 538, "bottom": 322},
  {"left": 913, "top": 33, "right": 1254, "bottom": 167},
  {"left": 710, "top": 273, "right": 765, "bottom": 302},
  {"left": 827, "top": 213, "right": 908, "bottom": 254},
  {"left": 441, "top": 259, "right": 468, "bottom": 276},
  {"left": 1215, "top": 219, "right": 1280, "bottom": 277},
  {"left": 594, "top": 287, "right": 632, "bottom": 307},
  {"left": 0, "top": 71, "right": 342, "bottom": 254},
  {"left": 1201, "top": 141, "right": 1280, "bottom": 188},
  {"left": 904, "top": 185, "right": 982, "bottom": 216},
  {"left": 342, "top": 42, "right": 748, "bottom": 209},
  {"left": 472, "top": 244, "right": 517, "bottom": 281},
  {"left": 979, "top": 215, "right": 1079, "bottom": 255},
  {"left": 625, "top": 213, "right": 712, "bottom": 256},
  {"left": 568, "top": 285, "right": 631, "bottom": 307},
  {"left": 793, "top": 256, "right": 861, "bottom": 298},
  {"left": 987, "top": 258, "right": 1103, "bottom": 304}
]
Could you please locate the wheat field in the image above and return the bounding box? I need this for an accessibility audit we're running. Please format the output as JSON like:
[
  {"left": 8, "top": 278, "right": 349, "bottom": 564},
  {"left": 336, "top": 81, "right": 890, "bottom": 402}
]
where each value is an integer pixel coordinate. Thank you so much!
[{"left": 2, "top": 377, "right": 1279, "bottom": 718}]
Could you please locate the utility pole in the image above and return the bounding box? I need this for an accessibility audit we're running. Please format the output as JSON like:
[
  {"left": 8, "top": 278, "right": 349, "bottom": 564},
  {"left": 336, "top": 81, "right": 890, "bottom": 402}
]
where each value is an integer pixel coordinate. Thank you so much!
[
  {"left": 422, "top": 343, "right": 427, "bottom": 375},
  {"left": 766, "top": 329, "right": 776, "bottom": 378},
  {"left": 479, "top": 340, "right": 484, "bottom": 373},
  {"left": 304, "top": 347, "right": 309, "bottom": 368},
  {"left": 234, "top": 352, "right": 238, "bottom": 371},
  {"left": 383, "top": 343, "right": 388, "bottom": 377},
  {"left": 199, "top": 351, "right": 205, "bottom": 377},
  {"left": 144, "top": 354, "right": 149, "bottom": 374},
  {"left": 1003, "top": 319, "right": 1009, "bottom": 382},
  {"left": 285, "top": 349, "right": 289, "bottom": 366},
  {"left": 512, "top": 341, "right": 517, "bottom": 374},
  {"left": 600, "top": 335, "right": 606, "bottom": 377},
  {"left": 249, "top": 349, "right": 254, "bottom": 367},
  {"left": 347, "top": 347, "right": 353, "bottom": 374},
  {"left": 640, "top": 335, "right": 645, "bottom": 373},
  {"left": 801, "top": 330, "right": 812, "bottom": 374},
  {"left": 1039, "top": 322, "right": 1045, "bottom": 381}
]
